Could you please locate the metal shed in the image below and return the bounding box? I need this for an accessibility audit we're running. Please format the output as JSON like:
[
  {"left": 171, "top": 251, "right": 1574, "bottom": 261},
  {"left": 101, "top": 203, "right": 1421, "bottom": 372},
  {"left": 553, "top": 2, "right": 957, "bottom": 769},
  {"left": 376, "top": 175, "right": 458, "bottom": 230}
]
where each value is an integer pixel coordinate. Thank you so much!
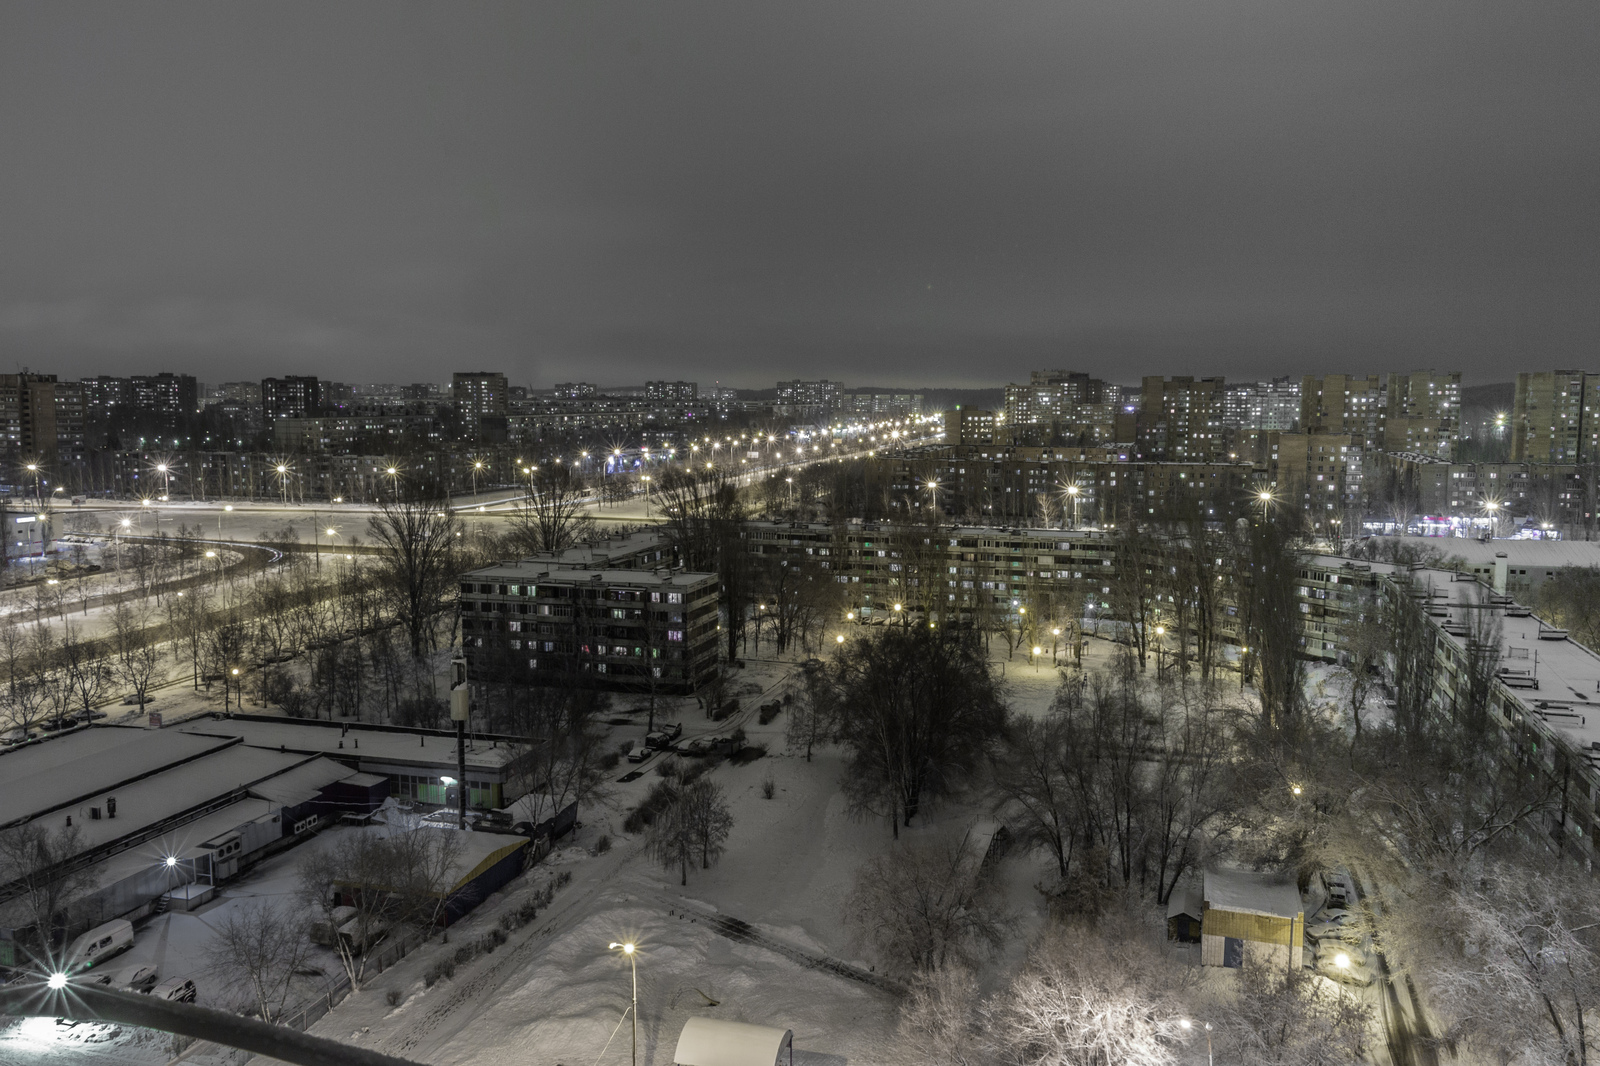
[{"left": 673, "top": 1017, "right": 793, "bottom": 1066}]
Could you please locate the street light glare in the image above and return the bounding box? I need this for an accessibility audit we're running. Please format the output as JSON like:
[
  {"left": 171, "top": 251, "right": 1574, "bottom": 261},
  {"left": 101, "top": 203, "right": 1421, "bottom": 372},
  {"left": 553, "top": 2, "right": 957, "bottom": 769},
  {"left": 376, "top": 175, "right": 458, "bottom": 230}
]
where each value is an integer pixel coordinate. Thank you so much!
[{"left": 47, "top": 972, "right": 67, "bottom": 990}]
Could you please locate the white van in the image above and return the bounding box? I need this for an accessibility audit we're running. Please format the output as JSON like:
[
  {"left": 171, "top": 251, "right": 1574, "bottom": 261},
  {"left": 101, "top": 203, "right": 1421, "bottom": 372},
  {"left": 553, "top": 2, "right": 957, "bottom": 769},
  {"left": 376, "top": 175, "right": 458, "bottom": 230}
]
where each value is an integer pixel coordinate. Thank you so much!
[
  {"left": 64, "top": 919, "right": 134, "bottom": 974},
  {"left": 151, "top": 976, "right": 197, "bottom": 1003},
  {"left": 309, "top": 906, "right": 359, "bottom": 947}
]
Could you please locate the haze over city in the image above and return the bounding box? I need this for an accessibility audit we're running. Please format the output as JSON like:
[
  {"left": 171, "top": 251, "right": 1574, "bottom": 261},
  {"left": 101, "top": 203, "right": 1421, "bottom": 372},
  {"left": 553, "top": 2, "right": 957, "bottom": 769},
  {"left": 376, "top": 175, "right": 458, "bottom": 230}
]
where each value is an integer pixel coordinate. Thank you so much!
[
  {"left": 3, "top": 1, "right": 1597, "bottom": 387},
  {"left": 3, "top": 5, "right": 1600, "bottom": 1066}
]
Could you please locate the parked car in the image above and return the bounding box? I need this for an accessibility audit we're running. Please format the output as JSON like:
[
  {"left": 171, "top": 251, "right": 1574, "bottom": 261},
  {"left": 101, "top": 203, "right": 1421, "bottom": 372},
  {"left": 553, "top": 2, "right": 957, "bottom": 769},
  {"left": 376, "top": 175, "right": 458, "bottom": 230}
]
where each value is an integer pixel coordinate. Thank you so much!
[
  {"left": 1306, "top": 911, "right": 1361, "bottom": 944},
  {"left": 151, "top": 976, "right": 197, "bottom": 1003},
  {"left": 645, "top": 723, "right": 683, "bottom": 749},
  {"left": 118, "top": 965, "right": 160, "bottom": 993},
  {"left": 88, "top": 964, "right": 159, "bottom": 992},
  {"left": 627, "top": 745, "right": 650, "bottom": 763}
]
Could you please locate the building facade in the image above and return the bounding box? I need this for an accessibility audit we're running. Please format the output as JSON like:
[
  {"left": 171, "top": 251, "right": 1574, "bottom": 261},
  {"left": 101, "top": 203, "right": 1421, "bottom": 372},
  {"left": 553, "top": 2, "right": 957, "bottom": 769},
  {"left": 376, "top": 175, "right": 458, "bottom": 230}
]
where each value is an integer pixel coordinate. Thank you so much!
[{"left": 458, "top": 566, "right": 721, "bottom": 694}]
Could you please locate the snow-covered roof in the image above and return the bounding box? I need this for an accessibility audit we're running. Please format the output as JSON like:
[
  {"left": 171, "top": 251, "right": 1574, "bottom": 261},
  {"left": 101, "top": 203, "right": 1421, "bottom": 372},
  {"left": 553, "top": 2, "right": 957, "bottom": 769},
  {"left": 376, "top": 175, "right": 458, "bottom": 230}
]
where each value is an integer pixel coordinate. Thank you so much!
[
  {"left": 1166, "top": 884, "right": 1203, "bottom": 921},
  {"left": 179, "top": 717, "right": 518, "bottom": 774},
  {"left": 248, "top": 756, "right": 358, "bottom": 807},
  {"left": 1203, "top": 869, "right": 1302, "bottom": 920},
  {"left": 0, "top": 727, "right": 235, "bottom": 826},
  {"left": 674, "top": 1017, "right": 793, "bottom": 1066},
  {"left": 1367, "top": 536, "right": 1600, "bottom": 570}
]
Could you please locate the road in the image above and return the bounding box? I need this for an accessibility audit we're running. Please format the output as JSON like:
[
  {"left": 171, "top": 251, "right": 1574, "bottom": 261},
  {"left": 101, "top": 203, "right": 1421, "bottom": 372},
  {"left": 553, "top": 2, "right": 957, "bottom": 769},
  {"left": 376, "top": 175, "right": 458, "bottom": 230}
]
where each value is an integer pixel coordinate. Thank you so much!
[{"left": 1351, "top": 866, "right": 1441, "bottom": 1066}]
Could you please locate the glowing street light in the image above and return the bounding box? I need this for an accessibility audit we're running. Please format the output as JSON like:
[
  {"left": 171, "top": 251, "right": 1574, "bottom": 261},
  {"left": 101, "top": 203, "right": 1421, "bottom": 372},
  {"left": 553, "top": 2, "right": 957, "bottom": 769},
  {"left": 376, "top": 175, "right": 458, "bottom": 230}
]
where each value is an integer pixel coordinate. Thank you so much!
[{"left": 608, "top": 941, "right": 640, "bottom": 1066}]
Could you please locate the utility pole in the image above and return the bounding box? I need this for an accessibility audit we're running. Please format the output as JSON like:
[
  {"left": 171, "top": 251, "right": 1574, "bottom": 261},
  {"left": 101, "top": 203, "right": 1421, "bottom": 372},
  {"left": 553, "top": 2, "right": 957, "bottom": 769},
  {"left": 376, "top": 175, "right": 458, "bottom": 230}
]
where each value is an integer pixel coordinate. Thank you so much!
[{"left": 449, "top": 656, "right": 469, "bottom": 830}]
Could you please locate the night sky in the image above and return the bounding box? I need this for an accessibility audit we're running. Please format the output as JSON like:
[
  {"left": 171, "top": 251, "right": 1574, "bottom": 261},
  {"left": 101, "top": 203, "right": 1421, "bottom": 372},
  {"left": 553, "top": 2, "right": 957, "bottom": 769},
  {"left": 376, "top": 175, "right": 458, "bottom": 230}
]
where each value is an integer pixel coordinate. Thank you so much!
[{"left": 2, "top": 2, "right": 1596, "bottom": 388}]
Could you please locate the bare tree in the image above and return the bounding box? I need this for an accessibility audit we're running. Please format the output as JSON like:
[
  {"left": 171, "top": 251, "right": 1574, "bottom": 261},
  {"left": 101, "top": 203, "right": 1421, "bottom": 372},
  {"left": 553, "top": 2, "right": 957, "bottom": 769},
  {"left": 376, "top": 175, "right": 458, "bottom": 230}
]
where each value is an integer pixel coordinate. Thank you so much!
[
  {"left": 681, "top": 778, "right": 733, "bottom": 871},
  {"left": 844, "top": 831, "right": 1006, "bottom": 979},
  {"left": 498, "top": 682, "right": 610, "bottom": 825},
  {"left": 1331, "top": 587, "right": 1384, "bottom": 750},
  {"left": 0, "top": 822, "right": 97, "bottom": 958},
  {"left": 204, "top": 898, "right": 313, "bottom": 1021},
  {"left": 58, "top": 620, "right": 110, "bottom": 722},
  {"left": 644, "top": 784, "right": 696, "bottom": 886},
  {"left": 1217, "top": 958, "right": 1371, "bottom": 1065},
  {"left": 509, "top": 463, "right": 594, "bottom": 554},
  {"left": 109, "top": 602, "right": 161, "bottom": 711},
  {"left": 785, "top": 660, "right": 836, "bottom": 762},
  {"left": 898, "top": 965, "right": 988, "bottom": 1066},
  {"left": 1384, "top": 858, "right": 1599, "bottom": 1064},
  {"left": 297, "top": 830, "right": 402, "bottom": 991},
  {"left": 367, "top": 483, "right": 460, "bottom": 661},
  {"left": 830, "top": 627, "right": 1006, "bottom": 836}
]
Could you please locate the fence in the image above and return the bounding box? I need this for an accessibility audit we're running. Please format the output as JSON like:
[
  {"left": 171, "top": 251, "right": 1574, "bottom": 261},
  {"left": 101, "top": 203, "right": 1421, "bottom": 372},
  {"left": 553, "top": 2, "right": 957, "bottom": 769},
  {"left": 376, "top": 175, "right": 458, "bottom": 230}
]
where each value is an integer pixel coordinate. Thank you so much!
[{"left": 166, "top": 925, "right": 428, "bottom": 1065}]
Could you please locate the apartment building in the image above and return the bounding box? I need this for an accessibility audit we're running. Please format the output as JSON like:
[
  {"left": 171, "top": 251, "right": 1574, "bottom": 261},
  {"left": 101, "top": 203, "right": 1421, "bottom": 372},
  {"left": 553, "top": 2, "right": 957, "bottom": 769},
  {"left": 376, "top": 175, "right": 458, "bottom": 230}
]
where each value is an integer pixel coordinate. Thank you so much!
[
  {"left": 1136, "top": 377, "right": 1226, "bottom": 462},
  {"left": 1511, "top": 370, "right": 1600, "bottom": 465},
  {"left": 261, "top": 376, "right": 324, "bottom": 421},
  {"left": 458, "top": 566, "right": 720, "bottom": 694},
  {"left": 452, "top": 372, "right": 511, "bottom": 424},
  {"left": 1384, "top": 370, "right": 1460, "bottom": 460},
  {"left": 646, "top": 381, "right": 699, "bottom": 404}
]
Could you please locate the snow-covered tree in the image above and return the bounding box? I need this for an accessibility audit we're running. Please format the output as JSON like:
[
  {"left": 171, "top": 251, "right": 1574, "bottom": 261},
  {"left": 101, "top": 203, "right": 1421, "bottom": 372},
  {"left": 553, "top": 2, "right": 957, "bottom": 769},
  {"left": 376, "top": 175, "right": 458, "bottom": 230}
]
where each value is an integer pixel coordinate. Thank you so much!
[
  {"left": 1385, "top": 860, "right": 1600, "bottom": 1065},
  {"left": 846, "top": 830, "right": 1007, "bottom": 979},
  {"left": 987, "top": 910, "right": 1190, "bottom": 1066}
]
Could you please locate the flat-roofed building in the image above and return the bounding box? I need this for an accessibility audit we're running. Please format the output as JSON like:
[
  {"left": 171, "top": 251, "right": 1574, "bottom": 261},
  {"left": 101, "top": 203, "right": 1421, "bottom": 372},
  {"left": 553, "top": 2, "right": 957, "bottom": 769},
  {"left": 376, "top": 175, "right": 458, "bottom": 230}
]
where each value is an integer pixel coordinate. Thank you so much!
[{"left": 459, "top": 565, "right": 721, "bottom": 693}]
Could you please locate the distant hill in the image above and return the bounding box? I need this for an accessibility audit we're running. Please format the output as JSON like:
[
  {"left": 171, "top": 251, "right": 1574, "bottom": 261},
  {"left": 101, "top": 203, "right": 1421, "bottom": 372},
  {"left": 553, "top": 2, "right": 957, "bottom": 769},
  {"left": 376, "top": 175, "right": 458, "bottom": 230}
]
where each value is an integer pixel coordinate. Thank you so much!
[{"left": 1461, "top": 382, "right": 1514, "bottom": 413}]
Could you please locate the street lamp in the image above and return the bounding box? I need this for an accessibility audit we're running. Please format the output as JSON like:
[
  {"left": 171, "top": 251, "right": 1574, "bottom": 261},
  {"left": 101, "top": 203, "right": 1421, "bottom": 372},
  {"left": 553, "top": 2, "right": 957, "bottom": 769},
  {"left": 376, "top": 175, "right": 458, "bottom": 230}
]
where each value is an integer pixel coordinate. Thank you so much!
[
  {"left": 1179, "top": 1020, "right": 1213, "bottom": 1066},
  {"left": 608, "top": 942, "right": 639, "bottom": 1066},
  {"left": 1064, "top": 483, "right": 1080, "bottom": 529}
]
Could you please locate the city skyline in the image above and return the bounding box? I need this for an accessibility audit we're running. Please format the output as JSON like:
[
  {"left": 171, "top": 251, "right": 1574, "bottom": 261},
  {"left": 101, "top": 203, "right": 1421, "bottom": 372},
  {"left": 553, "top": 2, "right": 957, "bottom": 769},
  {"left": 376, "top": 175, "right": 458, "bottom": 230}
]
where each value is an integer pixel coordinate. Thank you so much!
[{"left": 3, "top": 2, "right": 1596, "bottom": 388}]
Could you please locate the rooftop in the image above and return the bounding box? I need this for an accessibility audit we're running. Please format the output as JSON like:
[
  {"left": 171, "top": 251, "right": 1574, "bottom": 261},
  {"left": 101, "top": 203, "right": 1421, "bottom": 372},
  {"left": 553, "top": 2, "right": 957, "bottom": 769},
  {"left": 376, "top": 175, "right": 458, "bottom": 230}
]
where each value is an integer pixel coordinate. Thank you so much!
[
  {"left": 24, "top": 745, "right": 326, "bottom": 851},
  {"left": 179, "top": 717, "right": 520, "bottom": 773},
  {"left": 1369, "top": 536, "right": 1600, "bottom": 570},
  {"left": 1204, "top": 868, "right": 1303, "bottom": 919},
  {"left": 462, "top": 564, "right": 716, "bottom": 588},
  {"left": 0, "top": 728, "right": 237, "bottom": 828}
]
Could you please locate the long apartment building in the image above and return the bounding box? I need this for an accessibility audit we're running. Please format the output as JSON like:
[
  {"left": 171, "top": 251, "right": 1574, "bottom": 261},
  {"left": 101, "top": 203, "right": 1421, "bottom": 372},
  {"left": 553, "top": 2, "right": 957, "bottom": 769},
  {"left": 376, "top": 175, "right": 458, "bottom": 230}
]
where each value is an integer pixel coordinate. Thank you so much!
[
  {"left": 458, "top": 565, "right": 720, "bottom": 693},
  {"left": 1298, "top": 554, "right": 1600, "bottom": 867}
]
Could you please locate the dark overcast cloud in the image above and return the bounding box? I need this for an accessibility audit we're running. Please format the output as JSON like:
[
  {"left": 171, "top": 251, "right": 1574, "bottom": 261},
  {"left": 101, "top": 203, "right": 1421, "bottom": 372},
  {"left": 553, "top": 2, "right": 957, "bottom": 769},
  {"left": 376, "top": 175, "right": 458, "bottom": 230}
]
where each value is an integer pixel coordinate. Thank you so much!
[{"left": 1, "top": 2, "right": 1596, "bottom": 388}]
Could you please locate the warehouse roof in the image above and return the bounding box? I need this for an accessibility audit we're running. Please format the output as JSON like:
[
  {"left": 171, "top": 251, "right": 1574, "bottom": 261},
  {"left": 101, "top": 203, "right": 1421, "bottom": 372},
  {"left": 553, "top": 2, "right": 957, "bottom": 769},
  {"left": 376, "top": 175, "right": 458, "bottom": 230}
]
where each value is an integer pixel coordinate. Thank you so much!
[
  {"left": 247, "top": 756, "right": 362, "bottom": 807},
  {"left": 180, "top": 718, "right": 519, "bottom": 774},
  {"left": 54, "top": 747, "right": 327, "bottom": 848},
  {"left": 0, "top": 728, "right": 237, "bottom": 828}
]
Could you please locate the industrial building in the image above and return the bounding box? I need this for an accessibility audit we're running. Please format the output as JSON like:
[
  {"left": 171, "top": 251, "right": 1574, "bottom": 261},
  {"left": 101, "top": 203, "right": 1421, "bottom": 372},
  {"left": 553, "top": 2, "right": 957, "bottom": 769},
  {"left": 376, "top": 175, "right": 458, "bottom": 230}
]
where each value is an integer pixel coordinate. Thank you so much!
[
  {"left": 0, "top": 726, "right": 388, "bottom": 961},
  {"left": 179, "top": 715, "right": 531, "bottom": 811}
]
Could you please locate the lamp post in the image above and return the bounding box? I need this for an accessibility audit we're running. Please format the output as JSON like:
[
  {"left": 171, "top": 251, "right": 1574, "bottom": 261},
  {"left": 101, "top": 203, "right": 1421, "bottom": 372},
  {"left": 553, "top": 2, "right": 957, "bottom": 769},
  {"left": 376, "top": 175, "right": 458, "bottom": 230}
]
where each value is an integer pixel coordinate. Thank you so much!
[
  {"left": 1154, "top": 624, "right": 1166, "bottom": 678},
  {"left": 1065, "top": 483, "right": 1080, "bottom": 529},
  {"left": 607, "top": 942, "right": 638, "bottom": 1066},
  {"left": 1179, "top": 1020, "right": 1213, "bottom": 1066},
  {"left": 1051, "top": 626, "right": 1061, "bottom": 664},
  {"left": 219, "top": 503, "right": 232, "bottom": 536}
]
